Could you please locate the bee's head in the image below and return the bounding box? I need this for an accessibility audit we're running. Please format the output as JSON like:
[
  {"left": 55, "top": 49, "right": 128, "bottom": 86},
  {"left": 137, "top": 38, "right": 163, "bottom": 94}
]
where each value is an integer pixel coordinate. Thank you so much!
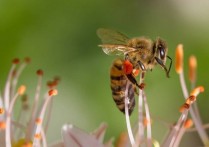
[
  {"left": 153, "top": 38, "right": 168, "bottom": 62},
  {"left": 153, "top": 38, "right": 172, "bottom": 78}
]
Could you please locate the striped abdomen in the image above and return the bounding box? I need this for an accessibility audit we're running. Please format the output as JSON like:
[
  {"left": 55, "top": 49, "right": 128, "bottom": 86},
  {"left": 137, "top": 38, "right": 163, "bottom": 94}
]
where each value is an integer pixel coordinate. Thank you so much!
[{"left": 110, "top": 59, "right": 135, "bottom": 115}]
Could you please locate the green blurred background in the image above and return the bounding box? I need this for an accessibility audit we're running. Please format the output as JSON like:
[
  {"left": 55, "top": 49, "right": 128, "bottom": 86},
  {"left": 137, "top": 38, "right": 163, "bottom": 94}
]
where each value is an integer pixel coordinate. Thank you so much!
[{"left": 0, "top": 0, "right": 209, "bottom": 146}]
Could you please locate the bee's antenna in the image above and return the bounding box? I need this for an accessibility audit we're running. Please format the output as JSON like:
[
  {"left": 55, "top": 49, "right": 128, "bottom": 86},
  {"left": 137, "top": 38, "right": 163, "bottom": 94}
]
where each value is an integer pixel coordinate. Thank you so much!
[{"left": 167, "top": 55, "right": 172, "bottom": 76}]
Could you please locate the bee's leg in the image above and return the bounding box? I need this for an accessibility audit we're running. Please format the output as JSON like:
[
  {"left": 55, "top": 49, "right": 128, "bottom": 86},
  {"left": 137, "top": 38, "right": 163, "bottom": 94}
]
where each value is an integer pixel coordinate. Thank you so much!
[
  {"left": 126, "top": 74, "right": 145, "bottom": 90},
  {"left": 138, "top": 60, "right": 146, "bottom": 71},
  {"left": 155, "top": 57, "right": 170, "bottom": 78}
]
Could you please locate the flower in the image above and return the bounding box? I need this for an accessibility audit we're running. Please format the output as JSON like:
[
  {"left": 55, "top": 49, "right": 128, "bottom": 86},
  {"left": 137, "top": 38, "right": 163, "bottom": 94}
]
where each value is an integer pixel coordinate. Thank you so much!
[
  {"left": 50, "top": 123, "right": 113, "bottom": 147},
  {"left": 0, "top": 58, "right": 59, "bottom": 147}
]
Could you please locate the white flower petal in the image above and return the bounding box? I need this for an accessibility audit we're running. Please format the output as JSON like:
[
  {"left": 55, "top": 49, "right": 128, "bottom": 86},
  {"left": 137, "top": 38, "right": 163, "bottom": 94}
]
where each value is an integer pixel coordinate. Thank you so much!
[
  {"left": 92, "top": 123, "right": 107, "bottom": 143},
  {"left": 62, "top": 124, "right": 104, "bottom": 147}
]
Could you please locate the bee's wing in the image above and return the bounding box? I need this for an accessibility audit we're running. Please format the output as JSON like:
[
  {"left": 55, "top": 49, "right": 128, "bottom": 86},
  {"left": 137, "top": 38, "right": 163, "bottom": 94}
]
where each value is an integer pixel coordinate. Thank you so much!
[
  {"left": 98, "top": 44, "right": 136, "bottom": 56},
  {"left": 97, "top": 28, "right": 136, "bottom": 55},
  {"left": 97, "top": 28, "right": 129, "bottom": 44}
]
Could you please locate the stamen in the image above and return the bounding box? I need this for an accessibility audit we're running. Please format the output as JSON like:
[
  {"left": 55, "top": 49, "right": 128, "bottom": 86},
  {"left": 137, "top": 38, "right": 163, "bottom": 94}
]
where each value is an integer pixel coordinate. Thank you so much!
[
  {"left": 137, "top": 73, "right": 145, "bottom": 145},
  {"left": 143, "top": 117, "right": 152, "bottom": 127},
  {"left": 6, "top": 85, "right": 25, "bottom": 147},
  {"left": 143, "top": 90, "right": 152, "bottom": 147},
  {"left": 0, "top": 121, "right": 6, "bottom": 129},
  {"left": 11, "top": 58, "right": 30, "bottom": 98},
  {"left": 41, "top": 127, "right": 47, "bottom": 147},
  {"left": 32, "top": 89, "right": 58, "bottom": 146},
  {"left": 18, "top": 85, "right": 26, "bottom": 95},
  {"left": 4, "top": 58, "right": 20, "bottom": 111},
  {"left": 179, "top": 103, "right": 190, "bottom": 113},
  {"left": 171, "top": 117, "right": 191, "bottom": 147},
  {"left": 0, "top": 108, "right": 5, "bottom": 114},
  {"left": 184, "top": 119, "right": 193, "bottom": 129},
  {"left": 190, "top": 86, "right": 204, "bottom": 96},
  {"left": 189, "top": 55, "right": 197, "bottom": 83},
  {"left": 37, "top": 69, "right": 44, "bottom": 76},
  {"left": 124, "top": 84, "right": 135, "bottom": 146},
  {"left": 35, "top": 118, "right": 42, "bottom": 124},
  {"left": 34, "top": 133, "right": 42, "bottom": 139},
  {"left": 26, "top": 69, "right": 43, "bottom": 140},
  {"left": 175, "top": 44, "right": 183, "bottom": 74},
  {"left": 116, "top": 132, "right": 129, "bottom": 147},
  {"left": 48, "top": 89, "right": 58, "bottom": 96},
  {"left": 14, "top": 95, "right": 29, "bottom": 140},
  {"left": 12, "top": 58, "right": 20, "bottom": 64},
  {"left": 23, "top": 142, "right": 32, "bottom": 147},
  {"left": 47, "top": 77, "right": 60, "bottom": 88},
  {"left": 125, "top": 97, "right": 135, "bottom": 146}
]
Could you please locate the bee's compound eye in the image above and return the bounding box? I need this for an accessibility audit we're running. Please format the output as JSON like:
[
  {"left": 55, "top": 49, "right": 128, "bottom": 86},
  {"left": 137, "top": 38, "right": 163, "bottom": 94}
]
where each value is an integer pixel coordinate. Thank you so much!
[{"left": 159, "top": 46, "right": 165, "bottom": 60}]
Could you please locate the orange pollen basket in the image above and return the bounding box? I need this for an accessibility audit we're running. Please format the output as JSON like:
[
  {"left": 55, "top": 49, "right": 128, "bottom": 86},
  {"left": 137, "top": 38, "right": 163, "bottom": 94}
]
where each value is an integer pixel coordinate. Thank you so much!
[{"left": 123, "top": 60, "right": 133, "bottom": 74}]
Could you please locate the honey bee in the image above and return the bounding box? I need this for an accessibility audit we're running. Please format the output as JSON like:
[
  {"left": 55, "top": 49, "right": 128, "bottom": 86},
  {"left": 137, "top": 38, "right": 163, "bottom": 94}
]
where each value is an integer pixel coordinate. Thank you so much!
[
  {"left": 97, "top": 28, "right": 172, "bottom": 115},
  {"left": 110, "top": 59, "right": 136, "bottom": 115}
]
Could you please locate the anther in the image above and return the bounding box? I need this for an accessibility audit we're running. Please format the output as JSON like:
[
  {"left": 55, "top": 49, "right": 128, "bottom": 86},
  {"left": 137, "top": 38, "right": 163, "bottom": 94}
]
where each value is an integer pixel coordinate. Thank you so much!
[
  {"left": 12, "top": 58, "right": 20, "bottom": 64},
  {"left": 188, "top": 95, "right": 196, "bottom": 102},
  {"left": 0, "top": 121, "right": 6, "bottom": 129},
  {"left": 189, "top": 55, "right": 197, "bottom": 83},
  {"left": 48, "top": 89, "right": 58, "bottom": 96},
  {"left": 0, "top": 108, "right": 5, "bottom": 114},
  {"left": 34, "top": 133, "right": 41, "bottom": 139},
  {"left": 36, "top": 69, "right": 44, "bottom": 76},
  {"left": 184, "top": 119, "right": 193, "bottom": 129},
  {"left": 175, "top": 44, "right": 183, "bottom": 74},
  {"left": 190, "top": 86, "right": 204, "bottom": 96},
  {"left": 35, "top": 118, "right": 42, "bottom": 124},
  {"left": 23, "top": 142, "right": 32, "bottom": 147},
  {"left": 18, "top": 85, "right": 26, "bottom": 95},
  {"left": 179, "top": 103, "right": 190, "bottom": 112},
  {"left": 143, "top": 117, "right": 152, "bottom": 127}
]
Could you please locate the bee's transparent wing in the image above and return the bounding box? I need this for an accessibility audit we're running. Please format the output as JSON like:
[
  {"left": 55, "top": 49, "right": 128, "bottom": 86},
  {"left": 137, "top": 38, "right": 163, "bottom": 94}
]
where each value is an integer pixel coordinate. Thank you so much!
[
  {"left": 97, "top": 28, "right": 129, "bottom": 44},
  {"left": 98, "top": 44, "right": 136, "bottom": 56},
  {"left": 97, "top": 28, "right": 136, "bottom": 55}
]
